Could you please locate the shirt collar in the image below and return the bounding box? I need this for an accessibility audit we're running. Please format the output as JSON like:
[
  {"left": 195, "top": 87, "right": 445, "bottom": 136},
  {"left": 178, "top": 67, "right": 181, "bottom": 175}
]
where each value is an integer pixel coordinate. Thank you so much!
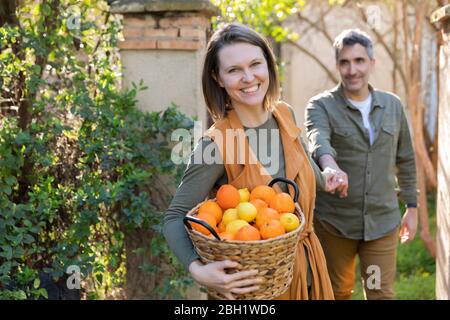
[{"left": 335, "top": 83, "right": 384, "bottom": 110}]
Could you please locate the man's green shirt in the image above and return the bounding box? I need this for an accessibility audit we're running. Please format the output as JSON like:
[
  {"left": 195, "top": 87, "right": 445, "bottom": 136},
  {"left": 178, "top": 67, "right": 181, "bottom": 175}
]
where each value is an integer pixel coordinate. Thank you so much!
[{"left": 305, "top": 84, "right": 417, "bottom": 241}]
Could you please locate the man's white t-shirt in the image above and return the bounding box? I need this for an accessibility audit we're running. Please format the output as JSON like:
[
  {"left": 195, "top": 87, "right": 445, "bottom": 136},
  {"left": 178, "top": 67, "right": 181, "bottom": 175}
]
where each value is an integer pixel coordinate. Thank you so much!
[{"left": 348, "top": 95, "right": 374, "bottom": 145}]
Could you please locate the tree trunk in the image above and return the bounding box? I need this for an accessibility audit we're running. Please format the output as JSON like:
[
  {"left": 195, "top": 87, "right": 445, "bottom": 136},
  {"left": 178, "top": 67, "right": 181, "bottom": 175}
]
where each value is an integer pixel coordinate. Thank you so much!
[{"left": 403, "top": 0, "right": 436, "bottom": 257}]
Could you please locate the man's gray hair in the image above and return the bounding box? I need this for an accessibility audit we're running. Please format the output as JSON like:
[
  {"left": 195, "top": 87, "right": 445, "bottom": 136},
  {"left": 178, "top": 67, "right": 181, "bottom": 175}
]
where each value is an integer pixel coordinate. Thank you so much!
[{"left": 333, "top": 29, "right": 374, "bottom": 61}]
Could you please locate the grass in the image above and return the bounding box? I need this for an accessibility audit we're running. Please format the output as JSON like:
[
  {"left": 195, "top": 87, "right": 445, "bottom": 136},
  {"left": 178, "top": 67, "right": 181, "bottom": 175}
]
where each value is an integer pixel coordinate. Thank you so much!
[{"left": 352, "top": 193, "right": 436, "bottom": 300}]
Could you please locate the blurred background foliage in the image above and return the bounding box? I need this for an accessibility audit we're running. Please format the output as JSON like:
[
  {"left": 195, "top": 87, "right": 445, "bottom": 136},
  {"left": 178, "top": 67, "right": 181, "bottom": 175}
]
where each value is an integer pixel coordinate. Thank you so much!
[{"left": 0, "top": 0, "right": 194, "bottom": 299}]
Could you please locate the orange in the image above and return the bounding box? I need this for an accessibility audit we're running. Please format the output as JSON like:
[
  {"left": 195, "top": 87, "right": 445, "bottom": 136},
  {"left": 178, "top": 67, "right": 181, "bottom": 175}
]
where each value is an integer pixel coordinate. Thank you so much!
[
  {"left": 260, "top": 219, "right": 285, "bottom": 240},
  {"left": 218, "top": 221, "right": 226, "bottom": 233},
  {"left": 192, "top": 212, "right": 218, "bottom": 236},
  {"left": 235, "top": 225, "right": 261, "bottom": 241},
  {"left": 250, "top": 199, "right": 268, "bottom": 214},
  {"left": 250, "top": 185, "right": 277, "bottom": 204},
  {"left": 198, "top": 200, "right": 223, "bottom": 224},
  {"left": 255, "top": 207, "right": 280, "bottom": 229},
  {"left": 216, "top": 184, "right": 240, "bottom": 210},
  {"left": 269, "top": 192, "right": 295, "bottom": 213},
  {"left": 219, "top": 232, "right": 235, "bottom": 241}
]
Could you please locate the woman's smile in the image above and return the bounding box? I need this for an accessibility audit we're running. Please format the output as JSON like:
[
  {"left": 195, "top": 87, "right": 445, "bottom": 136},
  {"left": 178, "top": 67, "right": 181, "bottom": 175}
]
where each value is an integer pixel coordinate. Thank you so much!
[
  {"left": 240, "top": 84, "right": 260, "bottom": 94},
  {"left": 217, "top": 42, "right": 270, "bottom": 110}
]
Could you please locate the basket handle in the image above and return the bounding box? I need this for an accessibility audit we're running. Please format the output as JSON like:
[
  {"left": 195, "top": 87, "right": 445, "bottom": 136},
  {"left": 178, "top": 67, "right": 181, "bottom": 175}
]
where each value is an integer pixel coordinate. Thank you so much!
[
  {"left": 268, "top": 177, "right": 299, "bottom": 202},
  {"left": 183, "top": 216, "right": 221, "bottom": 240}
]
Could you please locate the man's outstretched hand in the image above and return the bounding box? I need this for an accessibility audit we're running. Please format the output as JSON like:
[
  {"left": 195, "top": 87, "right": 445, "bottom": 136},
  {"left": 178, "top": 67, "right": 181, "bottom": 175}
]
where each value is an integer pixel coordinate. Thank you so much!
[{"left": 322, "top": 167, "right": 348, "bottom": 198}]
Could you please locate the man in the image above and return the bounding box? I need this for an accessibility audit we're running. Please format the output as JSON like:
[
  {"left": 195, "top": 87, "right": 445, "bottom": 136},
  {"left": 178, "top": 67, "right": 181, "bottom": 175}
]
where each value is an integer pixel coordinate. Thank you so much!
[{"left": 305, "top": 29, "right": 418, "bottom": 300}]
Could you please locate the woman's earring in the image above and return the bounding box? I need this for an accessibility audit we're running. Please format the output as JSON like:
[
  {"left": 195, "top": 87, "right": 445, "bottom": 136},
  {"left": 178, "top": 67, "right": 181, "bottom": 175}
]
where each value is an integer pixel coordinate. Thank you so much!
[{"left": 225, "top": 97, "right": 232, "bottom": 109}]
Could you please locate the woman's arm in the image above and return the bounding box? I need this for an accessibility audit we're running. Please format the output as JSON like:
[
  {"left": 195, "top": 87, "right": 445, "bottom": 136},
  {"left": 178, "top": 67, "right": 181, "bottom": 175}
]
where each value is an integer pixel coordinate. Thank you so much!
[
  {"left": 163, "top": 138, "right": 263, "bottom": 299},
  {"left": 163, "top": 138, "right": 225, "bottom": 270}
]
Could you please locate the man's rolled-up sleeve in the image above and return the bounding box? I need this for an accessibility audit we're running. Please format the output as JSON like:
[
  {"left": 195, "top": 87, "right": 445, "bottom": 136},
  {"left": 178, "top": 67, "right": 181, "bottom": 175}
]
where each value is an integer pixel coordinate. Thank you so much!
[{"left": 304, "top": 99, "right": 337, "bottom": 163}]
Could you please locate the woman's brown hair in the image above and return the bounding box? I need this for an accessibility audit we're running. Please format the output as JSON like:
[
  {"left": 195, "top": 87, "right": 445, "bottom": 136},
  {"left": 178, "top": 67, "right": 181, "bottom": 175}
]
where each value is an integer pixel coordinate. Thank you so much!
[{"left": 202, "top": 23, "right": 280, "bottom": 121}]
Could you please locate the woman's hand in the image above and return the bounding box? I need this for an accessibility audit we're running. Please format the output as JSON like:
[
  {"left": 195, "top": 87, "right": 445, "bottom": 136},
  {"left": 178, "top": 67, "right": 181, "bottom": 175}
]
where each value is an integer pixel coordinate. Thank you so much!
[{"left": 188, "top": 260, "right": 263, "bottom": 300}]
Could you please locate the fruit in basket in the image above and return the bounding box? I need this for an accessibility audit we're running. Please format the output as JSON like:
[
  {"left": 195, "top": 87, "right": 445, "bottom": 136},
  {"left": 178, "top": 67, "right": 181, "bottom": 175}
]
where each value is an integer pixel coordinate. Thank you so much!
[
  {"left": 216, "top": 184, "right": 240, "bottom": 209},
  {"left": 238, "top": 188, "right": 250, "bottom": 202},
  {"left": 235, "top": 225, "right": 261, "bottom": 241},
  {"left": 255, "top": 207, "right": 280, "bottom": 229},
  {"left": 192, "top": 212, "right": 218, "bottom": 236},
  {"left": 198, "top": 200, "right": 223, "bottom": 224},
  {"left": 226, "top": 219, "right": 249, "bottom": 235},
  {"left": 260, "top": 219, "right": 285, "bottom": 239},
  {"left": 236, "top": 202, "right": 257, "bottom": 222},
  {"left": 218, "top": 221, "right": 226, "bottom": 233},
  {"left": 250, "top": 185, "right": 277, "bottom": 204},
  {"left": 222, "top": 208, "right": 239, "bottom": 225},
  {"left": 270, "top": 192, "right": 295, "bottom": 214},
  {"left": 219, "top": 232, "right": 235, "bottom": 241},
  {"left": 250, "top": 198, "right": 268, "bottom": 214},
  {"left": 279, "top": 213, "right": 300, "bottom": 232}
]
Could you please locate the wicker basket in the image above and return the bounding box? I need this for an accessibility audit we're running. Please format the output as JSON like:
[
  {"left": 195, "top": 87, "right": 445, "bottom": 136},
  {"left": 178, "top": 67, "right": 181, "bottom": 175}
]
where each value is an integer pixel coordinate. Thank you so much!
[{"left": 183, "top": 177, "right": 306, "bottom": 300}]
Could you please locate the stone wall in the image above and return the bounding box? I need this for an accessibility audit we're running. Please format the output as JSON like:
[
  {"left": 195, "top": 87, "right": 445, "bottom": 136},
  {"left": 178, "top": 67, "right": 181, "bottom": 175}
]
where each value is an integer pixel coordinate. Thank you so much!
[{"left": 111, "top": 0, "right": 218, "bottom": 128}]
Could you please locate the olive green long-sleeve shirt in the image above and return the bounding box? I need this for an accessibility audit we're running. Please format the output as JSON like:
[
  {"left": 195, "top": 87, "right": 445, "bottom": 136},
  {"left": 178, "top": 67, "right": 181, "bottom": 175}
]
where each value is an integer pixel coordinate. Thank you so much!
[
  {"left": 305, "top": 84, "right": 417, "bottom": 241},
  {"left": 164, "top": 110, "right": 325, "bottom": 272}
]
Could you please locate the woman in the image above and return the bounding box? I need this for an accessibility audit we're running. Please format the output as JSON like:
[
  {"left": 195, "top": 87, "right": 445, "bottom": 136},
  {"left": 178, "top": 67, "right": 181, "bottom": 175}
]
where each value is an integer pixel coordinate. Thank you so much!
[{"left": 163, "top": 23, "right": 335, "bottom": 300}]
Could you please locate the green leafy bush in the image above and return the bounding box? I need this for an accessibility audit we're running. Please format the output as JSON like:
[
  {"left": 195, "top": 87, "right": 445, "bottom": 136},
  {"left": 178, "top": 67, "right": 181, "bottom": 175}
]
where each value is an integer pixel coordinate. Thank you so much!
[{"left": 0, "top": 0, "right": 193, "bottom": 299}]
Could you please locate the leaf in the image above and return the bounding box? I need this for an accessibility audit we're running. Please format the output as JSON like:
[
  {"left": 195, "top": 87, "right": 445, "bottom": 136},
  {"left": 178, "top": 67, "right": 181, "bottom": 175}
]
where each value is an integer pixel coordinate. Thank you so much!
[
  {"left": 0, "top": 185, "right": 12, "bottom": 196},
  {"left": 23, "top": 234, "right": 35, "bottom": 244},
  {"left": 14, "top": 132, "right": 31, "bottom": 145},
  {"left": 33, "top": 278, "right": 41, "bottom": 289},
  {"left": 23, "top": 220, "right": 33, "bottom": 228},
  {"left": 1, "top": 245, "right": 13, "bottom": 260},
  {"left": 16, "top": 290, "right": 27, "bottom": 300},
  {"left": 39, "top": 288, "right": 48, "bottom": 299},
  {"left": 5, "top": 176, "right": 16, "bottom": 186}
]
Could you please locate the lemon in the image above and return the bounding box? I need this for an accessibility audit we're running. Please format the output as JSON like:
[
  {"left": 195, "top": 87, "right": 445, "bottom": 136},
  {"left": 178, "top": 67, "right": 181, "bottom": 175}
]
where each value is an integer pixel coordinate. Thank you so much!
[
  {"left": 226, "top": 219, "right": 249, "bottom": 235},
  {"left": 236, "top": 202, "right": 258, "bottom": 222},
  {"left": 238, "top": 188, "right": 250, "bottom": 202},
  {"left": 279, "top": 213, "right": 300, "bottom": 232},
  {"left": 222, "top": 208, "right": 239, "bottom": 225}
]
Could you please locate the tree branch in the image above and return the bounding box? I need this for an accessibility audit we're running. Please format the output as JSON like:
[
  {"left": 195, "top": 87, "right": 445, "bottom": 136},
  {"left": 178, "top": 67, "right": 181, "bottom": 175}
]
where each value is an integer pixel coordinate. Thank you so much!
[
  {"left": 295, "top": 11, "right": 334, "bottom": 46},
  {"left": 357, "top": 3, "right": 408, "bottom": 94},
  {"left": 287, "top": 39, "right": 338, "bottom": 84}
]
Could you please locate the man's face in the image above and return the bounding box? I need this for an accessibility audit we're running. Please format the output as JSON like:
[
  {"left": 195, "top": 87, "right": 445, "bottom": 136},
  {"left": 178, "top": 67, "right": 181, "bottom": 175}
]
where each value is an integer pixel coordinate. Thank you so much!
[{"left": 336, "top": 43, "right": 375, "bottom": 96}]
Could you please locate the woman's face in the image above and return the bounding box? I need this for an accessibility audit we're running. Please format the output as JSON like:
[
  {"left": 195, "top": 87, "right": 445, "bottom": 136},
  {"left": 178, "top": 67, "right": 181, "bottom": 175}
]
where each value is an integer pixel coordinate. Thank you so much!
[{"left": 216, "top": 42, "right": 270, "bottom": 111}]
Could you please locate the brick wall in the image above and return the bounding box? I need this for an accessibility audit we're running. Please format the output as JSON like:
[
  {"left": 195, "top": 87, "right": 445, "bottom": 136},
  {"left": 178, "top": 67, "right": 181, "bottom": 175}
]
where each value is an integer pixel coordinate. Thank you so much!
[{"left": 119, "top": 13, "right": 210, "bottom": 51}]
